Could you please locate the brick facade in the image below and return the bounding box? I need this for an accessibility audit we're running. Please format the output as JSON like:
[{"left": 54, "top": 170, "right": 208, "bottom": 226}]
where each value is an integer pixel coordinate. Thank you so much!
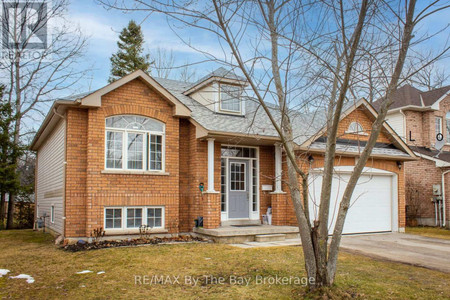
[
  {"left": 271, "top": 109, "right": 407, "bottom": 230},
  {"left": 402, "top": 95, "right": 450, "bottom": 227},
  {"left": 40, "top": 78, "right": 411, "bottom": 238}
]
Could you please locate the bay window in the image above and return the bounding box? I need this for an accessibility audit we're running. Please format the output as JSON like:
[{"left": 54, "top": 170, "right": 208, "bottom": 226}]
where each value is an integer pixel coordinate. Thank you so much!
[{"left": 105, "top": 115, "right": 165, "bottom": 171}]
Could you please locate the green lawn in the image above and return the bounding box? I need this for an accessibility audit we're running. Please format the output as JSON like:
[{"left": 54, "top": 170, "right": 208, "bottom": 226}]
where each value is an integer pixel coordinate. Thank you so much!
[
  {"left": 0, "top": 230, "right": 449, "bottom": 299},
  {"left": 406, "top": 226, "right": 450, "bottom": 240}
]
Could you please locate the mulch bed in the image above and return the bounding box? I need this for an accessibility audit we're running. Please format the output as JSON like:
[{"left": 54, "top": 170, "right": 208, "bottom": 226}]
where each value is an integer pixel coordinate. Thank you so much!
[{"left": 62, "top": 235, "right": 208, "bottom": 252}]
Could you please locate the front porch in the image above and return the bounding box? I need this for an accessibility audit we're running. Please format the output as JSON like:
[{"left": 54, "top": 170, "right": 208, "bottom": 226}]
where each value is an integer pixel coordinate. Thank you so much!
[
  {"left": 200, "top": 141, "right": 296, "bottom": 230},
  {"left": 193, "top": 224, "right": 299, "bottom": 243}
]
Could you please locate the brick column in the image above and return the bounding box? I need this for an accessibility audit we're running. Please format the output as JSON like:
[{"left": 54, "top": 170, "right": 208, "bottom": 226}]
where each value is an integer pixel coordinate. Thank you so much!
[
  {"left": 202, "top": 192, "right": 221, "bottom": 229},
  {"left": 270, "top": 192, "right": 287, "bottom": 226}
]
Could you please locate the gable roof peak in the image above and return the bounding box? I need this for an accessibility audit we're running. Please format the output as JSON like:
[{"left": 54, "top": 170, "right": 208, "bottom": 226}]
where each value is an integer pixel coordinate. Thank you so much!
[{"left": 183, "top": 67, "right": 247, "bottom": 95}]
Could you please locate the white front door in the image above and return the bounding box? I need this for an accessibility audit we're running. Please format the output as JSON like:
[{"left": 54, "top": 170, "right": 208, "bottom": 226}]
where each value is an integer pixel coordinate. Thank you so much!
[
  {"left": 308, "top": 170, "right": 394, "bottom": 234},
  {"left": 228, "top": 159, "right": 250, "bottom": 219}
]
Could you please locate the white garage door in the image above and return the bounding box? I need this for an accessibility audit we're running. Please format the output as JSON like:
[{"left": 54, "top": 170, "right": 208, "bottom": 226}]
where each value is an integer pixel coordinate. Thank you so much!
[{"left": 308, "top": 171, "right": 393, "bottom": 234}]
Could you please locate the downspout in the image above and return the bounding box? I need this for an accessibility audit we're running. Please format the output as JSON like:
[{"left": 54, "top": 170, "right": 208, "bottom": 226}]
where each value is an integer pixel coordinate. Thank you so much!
[
  {"left": 441, "top": 169, "right": 449, "bottom": 227},
  {"left": 399, "top": 109, "right": 407, "bottom": 141}
]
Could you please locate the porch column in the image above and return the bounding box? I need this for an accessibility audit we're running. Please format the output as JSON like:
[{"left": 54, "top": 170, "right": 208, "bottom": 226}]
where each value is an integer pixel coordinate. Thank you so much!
[
  {"left": 207, "top": 138, "right": 217, "bottom": 192},
  {"left": 274, "top": 143, "right": 283, "bottom": 193}
]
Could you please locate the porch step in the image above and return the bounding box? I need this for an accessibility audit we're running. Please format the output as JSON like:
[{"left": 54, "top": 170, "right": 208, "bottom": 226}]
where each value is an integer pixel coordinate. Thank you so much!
[
  {"left": 221, "top": 219, "right": 261, "bottom": 226},
  {"left": 255, "top": 233, "right": 286, "bottom": 242}
]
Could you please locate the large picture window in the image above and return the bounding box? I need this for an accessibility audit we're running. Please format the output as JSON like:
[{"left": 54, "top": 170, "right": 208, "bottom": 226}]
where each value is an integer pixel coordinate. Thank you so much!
[{"left": 105, "top": 115, "right": 165, "bottom": 171}]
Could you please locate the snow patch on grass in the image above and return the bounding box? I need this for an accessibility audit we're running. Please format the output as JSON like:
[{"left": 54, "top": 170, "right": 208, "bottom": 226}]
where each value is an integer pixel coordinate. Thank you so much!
[
  {"left": 9, "top": 274, "right": 35, "bottom": 283},
  {"left": 0, "top": 269, "right": 10, "bottom": 277},
  {"left": 97, "top": 271, "right": 105, "bottom": 275},
  {"left": 76, "top": 270, "right": 93, "bottom": 274}
]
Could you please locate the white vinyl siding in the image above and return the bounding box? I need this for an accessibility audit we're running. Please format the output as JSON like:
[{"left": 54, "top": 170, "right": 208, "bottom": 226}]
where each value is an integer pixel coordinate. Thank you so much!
[
  {"left": 36, "top": 119, "right": 65, "bottom": 235},
  {"left": 385, "top": 113, "right": 405, "bottom": 140}
]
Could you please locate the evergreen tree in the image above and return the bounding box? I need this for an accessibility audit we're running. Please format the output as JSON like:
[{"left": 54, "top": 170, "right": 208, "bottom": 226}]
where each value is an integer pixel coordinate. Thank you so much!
[
  {"left": 0, "top": 85, "right": 22, "bottom": 229},
  {"left": 109, "top": 20, "right": 151, "bottom": 82}
]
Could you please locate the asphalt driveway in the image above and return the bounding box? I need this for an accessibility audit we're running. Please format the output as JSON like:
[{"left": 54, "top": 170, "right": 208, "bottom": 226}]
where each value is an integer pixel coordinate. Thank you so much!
[{"left": 340, "top": 233, "right": 450, "bottom": 273}]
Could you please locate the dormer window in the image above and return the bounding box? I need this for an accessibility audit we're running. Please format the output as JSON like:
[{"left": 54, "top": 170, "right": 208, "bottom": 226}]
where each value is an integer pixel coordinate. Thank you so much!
[
  {"left": 346, "top": 121, "right": 367, "bottom": 135},
  {"left": 219, "top": 84, "right": 242, "bottom": 113}
]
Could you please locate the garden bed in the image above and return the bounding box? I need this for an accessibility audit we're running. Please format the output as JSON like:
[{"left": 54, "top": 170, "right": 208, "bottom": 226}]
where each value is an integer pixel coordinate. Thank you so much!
[{"left": 62, "top": 235, "right": 208, "bottom": 252}]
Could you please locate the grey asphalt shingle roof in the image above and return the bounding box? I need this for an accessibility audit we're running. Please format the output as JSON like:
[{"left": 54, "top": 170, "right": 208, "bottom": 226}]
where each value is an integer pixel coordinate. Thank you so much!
[
  {"left": 154, "top": 76, "right": 328, "bottom": 145},
  {"left": 373, "top": 84, "right": 450, "bottom": 111},
  {"left": 46, "top": 69, "right": 409, "bottom": 157},
  {"left": 190, "top": 67, "right": 246, "bottom": 88},
  {"left": 309, "top": 142, "right": 410, "bottom": 157}
]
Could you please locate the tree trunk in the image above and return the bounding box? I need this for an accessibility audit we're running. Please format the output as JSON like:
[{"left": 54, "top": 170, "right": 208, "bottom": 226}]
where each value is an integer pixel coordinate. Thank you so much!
[
  {"left": 0, "top": 191, "right": 5, "bottom": 229},
  {"left": 6, "top": 193, "right": 15, "bottom": 229}
]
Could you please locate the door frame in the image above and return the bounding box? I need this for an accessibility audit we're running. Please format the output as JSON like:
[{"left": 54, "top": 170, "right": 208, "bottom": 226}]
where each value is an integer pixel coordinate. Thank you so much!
[
  {"left": 308, "top": 166, "right": 399, "bottom": 233},
  {"left": 220, "top": 145, "right": 260, "bottom": 222}
]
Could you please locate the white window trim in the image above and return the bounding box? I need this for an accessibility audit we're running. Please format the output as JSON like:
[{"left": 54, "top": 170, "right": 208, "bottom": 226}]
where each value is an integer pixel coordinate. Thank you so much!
[
  {"left": 220, "top": 145, "right": 260, "bottom": 222},
  {"left": 230, "top": 162, "right": 246, "bottom": 191},
  {"left": 50, "top": 205, "right": 55, "bottom": 223},
  {"left": 345, "top": 121, "right": 368, "bottom": 135},
  {"left": 104, "top": 207, "right": 123, "bottom": 229},
  {"left": 436, "top": 116, "right": 443, "bottom": 135},
  {"left": 126, "top": 207, "right": 144, "bottom": 229},
  {"left": 445, "top": 113, "right": 450, "bottom": 143},
  {"left": 104, "top": 206, "right": 165, "bottom": 231},
  {"left": 104, "top": 116, "right": 166, "bottom": 173},
  {"left": 218, "top": 83, "right": 242, "bottom": 114},
  {"left": 145, "top": 206, "right": 165, "bottom": 229}
]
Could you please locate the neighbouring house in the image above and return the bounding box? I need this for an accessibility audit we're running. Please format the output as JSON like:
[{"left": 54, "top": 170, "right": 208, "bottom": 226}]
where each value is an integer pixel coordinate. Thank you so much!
[
  {"left": 30, "top": 68, "right": 416, "bottom": 241},
  {"left": 375, "top": 84, "right": 450, "bottom": 228}
]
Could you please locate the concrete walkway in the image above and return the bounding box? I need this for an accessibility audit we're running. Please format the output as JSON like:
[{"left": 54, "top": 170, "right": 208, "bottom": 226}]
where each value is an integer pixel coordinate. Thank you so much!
[{"left": 231, "top": 233, "right": 450, "bottom": 273}]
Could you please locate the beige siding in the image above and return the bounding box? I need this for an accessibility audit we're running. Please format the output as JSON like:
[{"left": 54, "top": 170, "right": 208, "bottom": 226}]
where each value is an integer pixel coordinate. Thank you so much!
[
  {"left": 36, "top": 119, "right": 65, "bottom": 235},
  {"left": 386, "top": 112, "right": 405, "bottom": 141},
  {"left": 190, "top": 83, "right": 218, "bottom": 111}
]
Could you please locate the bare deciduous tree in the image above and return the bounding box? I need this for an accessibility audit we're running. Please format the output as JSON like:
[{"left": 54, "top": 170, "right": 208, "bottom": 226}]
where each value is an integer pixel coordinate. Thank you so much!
[
  {"left": 0, "top": 0, "right": 87, "bottom": 229},
  {"left": 100, "top": 0, "right": 449, "bottom": 289},
  {"left": 151, "top": 47, "right": 175, "bottom": 79}
]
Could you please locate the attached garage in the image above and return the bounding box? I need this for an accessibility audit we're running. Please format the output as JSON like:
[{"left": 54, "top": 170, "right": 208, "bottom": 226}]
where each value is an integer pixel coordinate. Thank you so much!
[{"left": 308, "top": 167, "right": 398, "bottom": 234}]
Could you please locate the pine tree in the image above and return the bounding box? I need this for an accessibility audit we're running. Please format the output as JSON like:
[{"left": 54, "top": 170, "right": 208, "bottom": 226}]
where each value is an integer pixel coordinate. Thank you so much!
[
  {"left": 0, "top": 85, "right": 22, "bottom": 229},
  {"left": 109, "top": 20, "right": 151, "bottom": 82}
]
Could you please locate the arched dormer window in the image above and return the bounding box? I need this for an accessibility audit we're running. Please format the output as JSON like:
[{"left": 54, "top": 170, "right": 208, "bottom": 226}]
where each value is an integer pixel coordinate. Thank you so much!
[
  {"left": 105, "top": 115, "right": 165, "bottom": 171},
  {"left": 346, "top": 121, "right": 367, "bottom": 135}
]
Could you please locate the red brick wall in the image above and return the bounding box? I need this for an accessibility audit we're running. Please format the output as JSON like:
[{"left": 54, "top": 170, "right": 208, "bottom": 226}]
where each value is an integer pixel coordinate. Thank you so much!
[
  {"left": 178, "top": 120, "right": 223, "bottom": 232},
  {"left": 65, "top": 79, "right": 182, "bottom": 237},
  {"left": 271, "top": 154, "right": 406, "bottom": 229},
  {"left": 405, "top": 158, "right": 450, "bottom": 226},
  {"left": 65, "top": 108, "right": 88, "bottom": 237},
  {"left": 405, "top": 110, "right": 424, "bottom": 146},
  {"left": 336, "top": 108, "right": 391, "bottom": 143},
  {"left": 259, "top": 146, "right": 275, "bottom": 218}
]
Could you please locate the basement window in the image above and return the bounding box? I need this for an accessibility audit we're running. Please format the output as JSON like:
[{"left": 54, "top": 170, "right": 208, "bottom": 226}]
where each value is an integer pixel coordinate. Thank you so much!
[{"left": 104, "top": 206, "right": 165, "bottom": 230}]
